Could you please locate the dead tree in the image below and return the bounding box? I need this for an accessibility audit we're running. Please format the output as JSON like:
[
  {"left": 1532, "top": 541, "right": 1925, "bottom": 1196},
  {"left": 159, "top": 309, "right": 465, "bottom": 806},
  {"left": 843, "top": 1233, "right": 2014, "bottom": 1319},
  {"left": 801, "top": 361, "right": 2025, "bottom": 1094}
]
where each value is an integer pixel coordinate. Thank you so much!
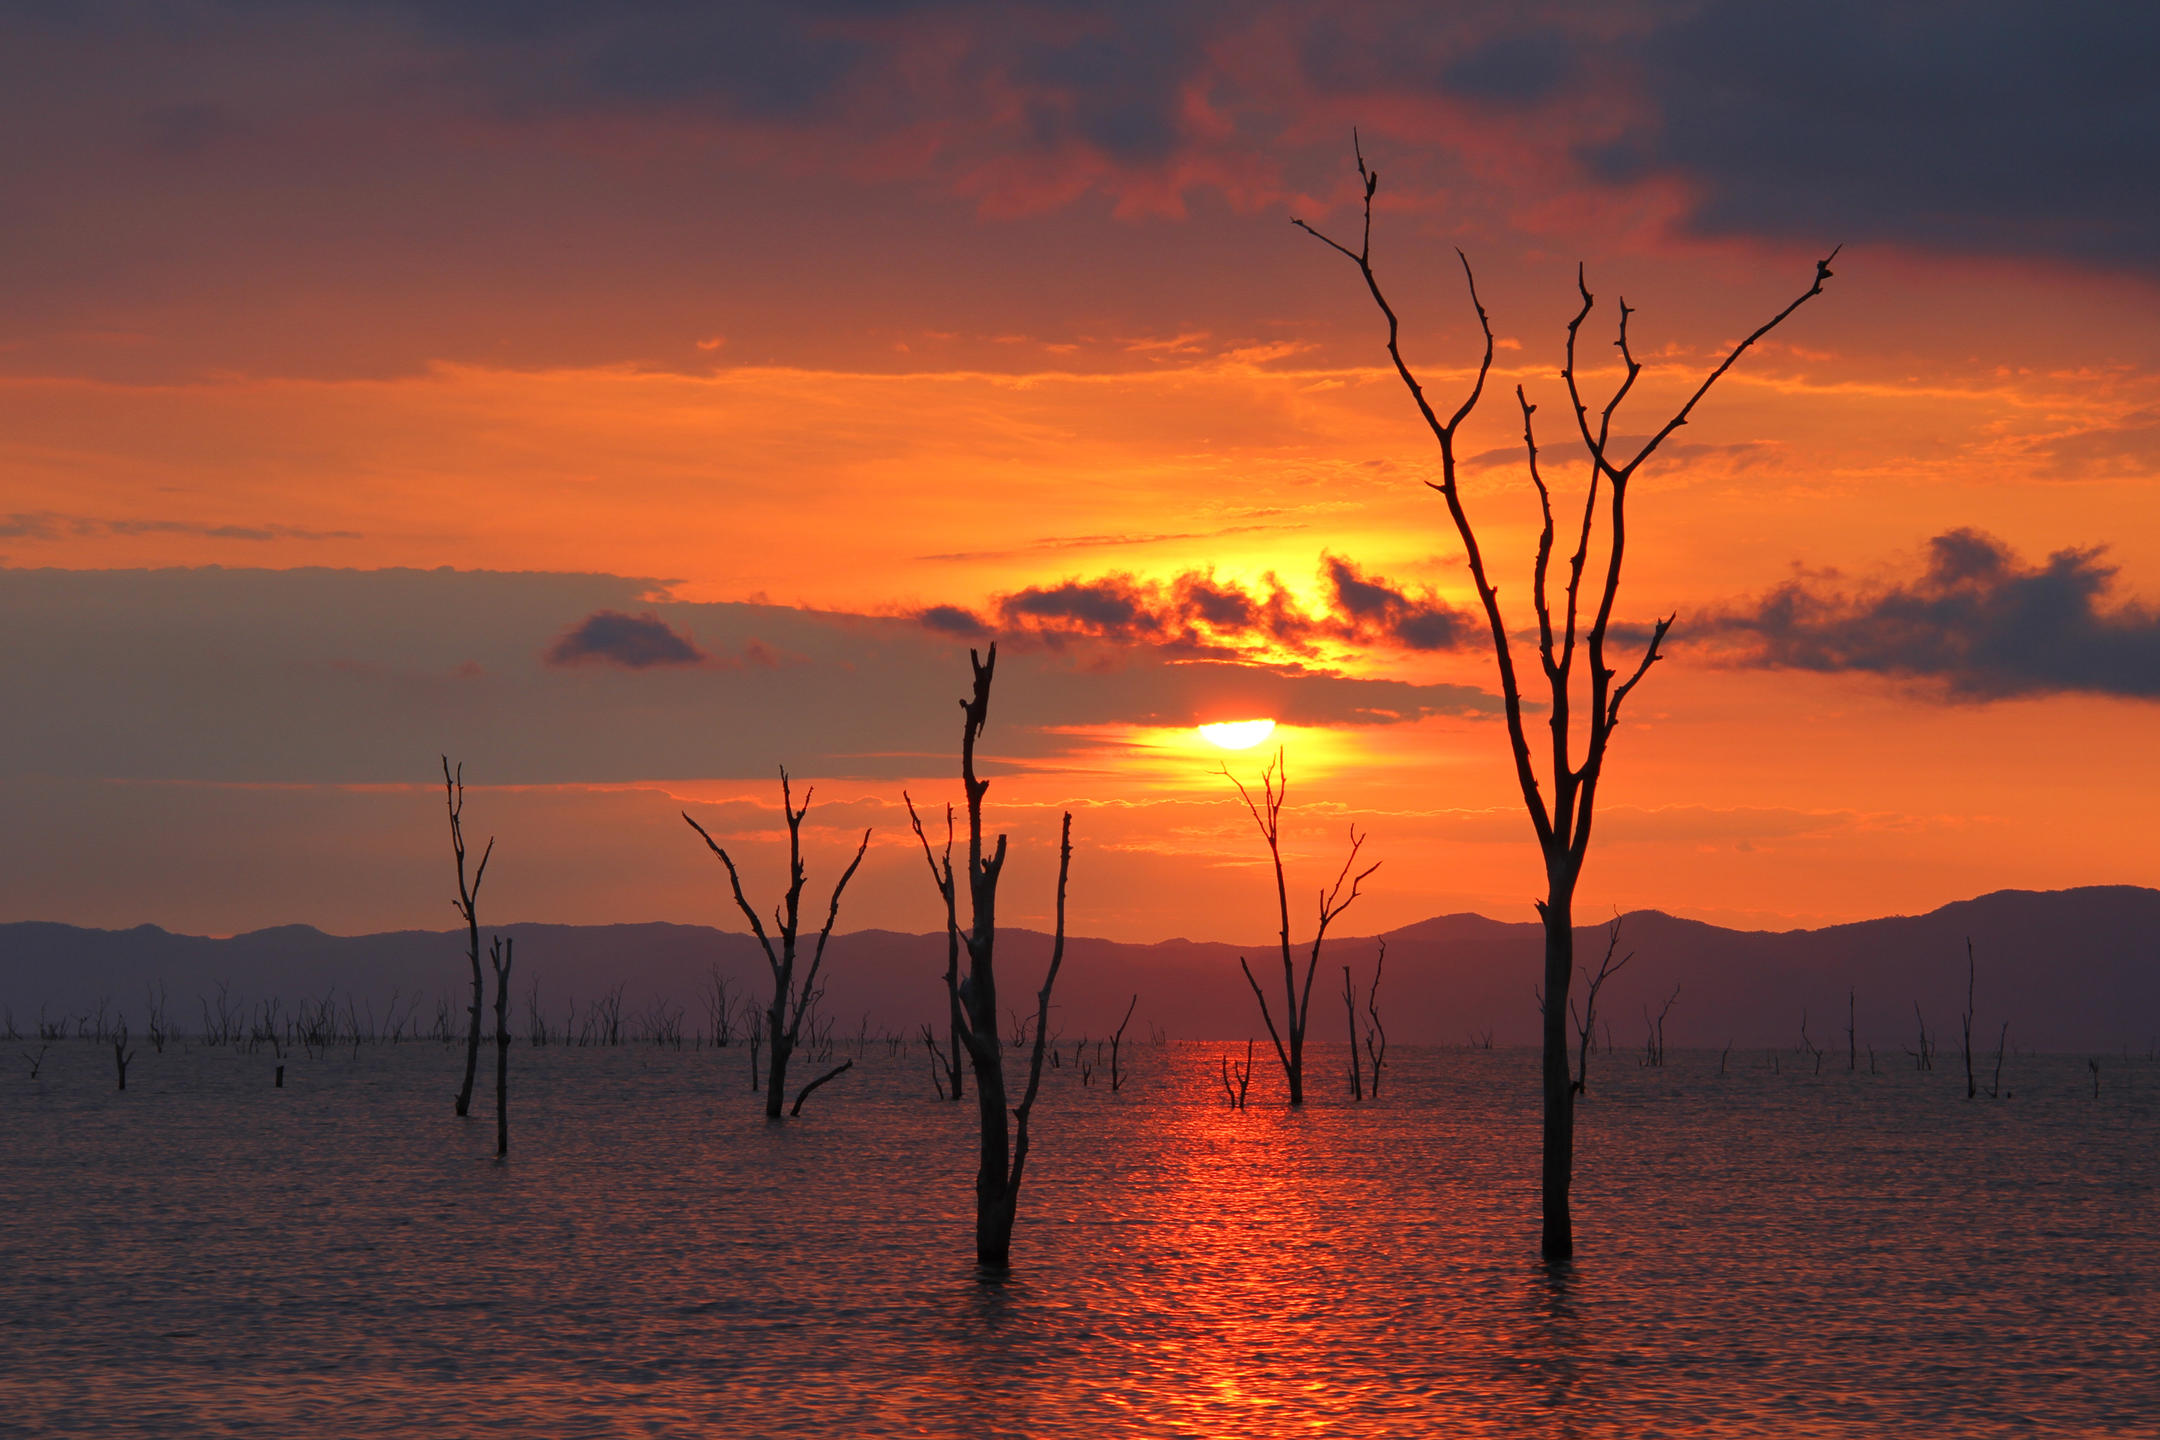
[
  {"left": 1847, "top": 987, "right": 1857, "bottom": 1072},
  {"left": 1298, "top": 136, "right": 1837, "bottom": 1258},
  {"left": 700, "top": 965, "right": 738, "bottom": 1048},
  {"left": 1109, "top": 994, "right": 1138, "bottom": 1093},
  {"left": 1341, "top": 965, "right": 1364, "bottom": 1100},
  {"left": 1641, "top": 986, "right": 1678, "bottom": 1068},
  {"left": 441, "top": 757, "right": 494, "bottom": 1119},
  {"left": 145, "top": 983, "right": 168, "bottom": 1054},
  {"left": 113, "top": 1019, "right": 133, "bottom": 1091},
  {"left": 1800, "top": 1011, "right": 1824, "bottom": 1073},
  {"left": 1569, "top": 919, "right": 1632, "bottom": 1096},
  {"left": 919, "top": 645, "right": 1076, "bottom": 1269},
  {"left": 1908, "top": 1002, "right": 1936, "bottom": 1070},
  {"left": 1224, "top": 748, "right": 1378, "bottom": 1106},
  {"left": 1363, "top": 941, "right": 1390, "bottom": 1099},
  {"left": 1988, "top": 1021, "right": 2009, "bottom": 1100},
  {"left": 1961, "top": 938, "right": 1978, "bottom": 1100},
  {"left": 904, "top": 795, "right": 968, "bottom": 1103},
  {"left": 683, "top": 769, "right": 870, "bottom": 1121},
  {"left": 491, "top": 936, "right": 513, "bottom": 1157}
]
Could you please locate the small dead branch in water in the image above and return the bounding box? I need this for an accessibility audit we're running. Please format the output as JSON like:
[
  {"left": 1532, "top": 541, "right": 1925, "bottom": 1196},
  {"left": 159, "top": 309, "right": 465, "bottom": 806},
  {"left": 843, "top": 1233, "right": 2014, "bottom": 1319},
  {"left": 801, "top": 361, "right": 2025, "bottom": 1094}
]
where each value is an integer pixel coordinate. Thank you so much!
[
  {"left": 1220, "top": 1039, "right": 1254, "bottom": 1110},
  {"left": 1110, "top": 995, "right": 1139, "bottom": 1093},
  {"left": 1640, "top": 985, "right": 1677, "bottom": 1068},
  {"left": 1988, "top": 1020, "right": 2009, "bottom": 1100},
  {"left": 792, "top": 1059, "right": 853, "bottom": 1116}
]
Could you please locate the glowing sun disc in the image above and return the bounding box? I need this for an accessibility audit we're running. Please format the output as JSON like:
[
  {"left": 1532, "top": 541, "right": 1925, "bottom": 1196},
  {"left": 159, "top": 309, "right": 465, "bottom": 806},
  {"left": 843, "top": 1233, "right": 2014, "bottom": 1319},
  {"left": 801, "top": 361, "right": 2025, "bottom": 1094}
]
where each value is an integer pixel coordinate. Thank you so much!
[{"left": 1197, "top": 718, "right": 1276, "bottom": 750}]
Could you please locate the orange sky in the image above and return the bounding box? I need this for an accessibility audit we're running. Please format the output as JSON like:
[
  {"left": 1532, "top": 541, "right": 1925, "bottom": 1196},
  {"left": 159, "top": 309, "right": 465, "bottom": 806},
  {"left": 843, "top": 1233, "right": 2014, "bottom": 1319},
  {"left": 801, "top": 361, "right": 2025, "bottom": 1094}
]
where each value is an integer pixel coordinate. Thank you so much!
[{"left": 3, "top": 4, "right": 2157, "bottom": 942}]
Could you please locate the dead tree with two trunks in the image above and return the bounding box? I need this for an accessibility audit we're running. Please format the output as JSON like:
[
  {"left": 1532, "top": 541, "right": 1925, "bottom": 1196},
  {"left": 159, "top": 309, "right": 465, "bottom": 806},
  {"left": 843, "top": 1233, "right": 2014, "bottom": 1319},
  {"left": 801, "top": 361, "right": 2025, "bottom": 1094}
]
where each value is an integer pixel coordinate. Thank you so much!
[
  {"left": 916, "top": 645, "right": 1076, "bottom": 1269},
  {"left": 442, "top": 757, "right": 494, "bottom": 1119},
  {"left": 1223, "top": 748, "right": 1378, "bottom": 1107},
  {"left": 684, "top": 769, "right": 870, "bottom": 1120},
  {"left": 1298, "top": 136, "right": 1836, "bottom": 1259}
]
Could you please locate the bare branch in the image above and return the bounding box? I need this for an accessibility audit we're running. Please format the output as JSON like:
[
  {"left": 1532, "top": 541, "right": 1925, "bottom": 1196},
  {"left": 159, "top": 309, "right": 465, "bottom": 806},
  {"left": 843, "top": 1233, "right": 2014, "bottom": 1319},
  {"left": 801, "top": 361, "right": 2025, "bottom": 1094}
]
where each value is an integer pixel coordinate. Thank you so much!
[{"left": 682, "top": 811, "right": 783, "bottom": 979}]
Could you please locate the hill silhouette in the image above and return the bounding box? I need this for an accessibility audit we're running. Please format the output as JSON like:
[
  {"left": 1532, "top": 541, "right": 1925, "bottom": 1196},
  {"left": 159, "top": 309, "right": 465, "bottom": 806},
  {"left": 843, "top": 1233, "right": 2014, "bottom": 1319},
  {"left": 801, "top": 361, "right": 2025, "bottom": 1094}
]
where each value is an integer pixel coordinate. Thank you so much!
[{"left": 3, "top": 887, "right": 2155, "bottom": 1051}]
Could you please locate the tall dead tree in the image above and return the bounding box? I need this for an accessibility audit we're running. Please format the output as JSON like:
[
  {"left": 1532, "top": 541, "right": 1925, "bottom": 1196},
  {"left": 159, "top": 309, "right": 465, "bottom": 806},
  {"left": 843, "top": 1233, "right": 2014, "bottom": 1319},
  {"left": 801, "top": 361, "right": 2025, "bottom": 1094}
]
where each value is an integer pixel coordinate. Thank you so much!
[
  {"left": 1223, "top": 749, "right": 1378, "bottom": 1106},
  {"left": 683, "top": 769, "right": 870, "bottom": 1120},
  {"left": 490, "top": 936, "right": 513, "bottom": 1157},
  {"left": 904, "top": 795, "right": 968, "bottom": 1102},
  {"left": 919, "top": 645, "right": 1076, "bottom": 1269},
  {"left": 1299, "top": 136, "right": 1836, "bottom": 1259},
  {"left": 442, "top": 757, "right": 494, "bottom": 1119}
]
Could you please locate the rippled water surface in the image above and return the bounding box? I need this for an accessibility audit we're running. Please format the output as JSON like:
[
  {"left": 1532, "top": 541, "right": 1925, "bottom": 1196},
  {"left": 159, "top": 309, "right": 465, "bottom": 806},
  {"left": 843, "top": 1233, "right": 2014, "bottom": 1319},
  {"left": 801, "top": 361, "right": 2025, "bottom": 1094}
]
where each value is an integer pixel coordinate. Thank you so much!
[{"left": 4, "top": 1040, "right": 2156, "bottom": 1437}]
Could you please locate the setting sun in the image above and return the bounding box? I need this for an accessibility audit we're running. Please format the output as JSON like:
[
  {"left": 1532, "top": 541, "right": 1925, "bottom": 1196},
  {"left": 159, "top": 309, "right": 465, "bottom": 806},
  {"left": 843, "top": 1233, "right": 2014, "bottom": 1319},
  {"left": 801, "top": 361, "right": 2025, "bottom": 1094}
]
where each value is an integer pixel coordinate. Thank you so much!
[{"left": 1197, "top": 719, "right": 1277, "bottom": 750}]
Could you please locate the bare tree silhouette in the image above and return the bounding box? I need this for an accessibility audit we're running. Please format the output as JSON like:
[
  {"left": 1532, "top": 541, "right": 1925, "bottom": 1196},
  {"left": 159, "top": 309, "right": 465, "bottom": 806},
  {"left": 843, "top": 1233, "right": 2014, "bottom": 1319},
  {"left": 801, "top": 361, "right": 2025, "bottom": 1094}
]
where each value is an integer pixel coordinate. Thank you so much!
[
  {"left": 683, "top": 768, "right": 870, "bottom": 1121},
  {"left": 918, "top": 645, "right": 1076, "bottom": 1269},
  {"left": 1298, "top": 135, "right": 1836, "bottom": 1259},
  {"left": 1223, "top": 749, "right": 1378, "bottom": 1106},
  {"left": 441, "top": 757, "right": 494, "bottom": 1119}
]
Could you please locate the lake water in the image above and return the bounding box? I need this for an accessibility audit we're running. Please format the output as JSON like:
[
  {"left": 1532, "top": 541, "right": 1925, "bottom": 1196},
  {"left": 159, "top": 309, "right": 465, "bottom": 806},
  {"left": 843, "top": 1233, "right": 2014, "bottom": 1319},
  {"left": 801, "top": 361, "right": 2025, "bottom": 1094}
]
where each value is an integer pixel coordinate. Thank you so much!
[{"left": 4, "top": 1038, "right": 2155, "bottom": 1437}]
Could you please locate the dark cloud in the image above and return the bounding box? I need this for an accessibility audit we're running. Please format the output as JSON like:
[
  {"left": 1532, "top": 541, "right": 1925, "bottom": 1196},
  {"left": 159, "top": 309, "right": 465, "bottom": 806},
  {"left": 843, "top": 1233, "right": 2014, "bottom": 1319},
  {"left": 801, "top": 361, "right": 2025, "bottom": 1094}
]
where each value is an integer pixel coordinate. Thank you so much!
[
  {"left": 1589, "top": 1, "right": 2160, "bottom": 274},
  {"left": 1704, "top": 529, "right": 2160, "bottom": 700},
  {"left": 916, "top": 604, "right": 991, "bottom": 638},
  {"left": 546, "top": 609, "right": 705, "bottom": 669},
  {"left": 0, "top": 512, "right": 360, "bottom": 542},
  {"left": 1322, "top": 555, "right": 1473, "bottom": 651},
  {"left": 958, "top": 557, "right": 1476, "bottom": 659}
]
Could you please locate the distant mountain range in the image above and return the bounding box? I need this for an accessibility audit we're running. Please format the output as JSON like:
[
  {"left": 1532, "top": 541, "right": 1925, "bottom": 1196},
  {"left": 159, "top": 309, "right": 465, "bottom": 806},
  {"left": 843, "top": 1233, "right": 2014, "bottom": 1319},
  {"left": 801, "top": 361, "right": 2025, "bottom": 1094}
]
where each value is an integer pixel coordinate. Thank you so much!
[{"left": 4, "top": 887, "right": 2156, "bottom": 1052}]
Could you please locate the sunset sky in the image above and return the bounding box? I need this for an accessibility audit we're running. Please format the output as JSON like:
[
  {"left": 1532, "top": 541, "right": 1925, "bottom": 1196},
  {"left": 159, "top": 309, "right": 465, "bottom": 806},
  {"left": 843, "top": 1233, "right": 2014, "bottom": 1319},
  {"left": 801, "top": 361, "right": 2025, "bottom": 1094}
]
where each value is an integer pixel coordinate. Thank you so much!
[{"left": 4, "top": 2, "right": 2157, "bottom": 944}]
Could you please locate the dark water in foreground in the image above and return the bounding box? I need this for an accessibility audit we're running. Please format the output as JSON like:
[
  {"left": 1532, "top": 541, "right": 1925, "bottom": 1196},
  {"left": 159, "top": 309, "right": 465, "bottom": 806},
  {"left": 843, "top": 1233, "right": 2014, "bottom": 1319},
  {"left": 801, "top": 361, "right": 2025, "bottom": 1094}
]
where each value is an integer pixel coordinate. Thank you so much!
[{"left": 3, "top": 1040, "right": 2155, "bottom": 1437}]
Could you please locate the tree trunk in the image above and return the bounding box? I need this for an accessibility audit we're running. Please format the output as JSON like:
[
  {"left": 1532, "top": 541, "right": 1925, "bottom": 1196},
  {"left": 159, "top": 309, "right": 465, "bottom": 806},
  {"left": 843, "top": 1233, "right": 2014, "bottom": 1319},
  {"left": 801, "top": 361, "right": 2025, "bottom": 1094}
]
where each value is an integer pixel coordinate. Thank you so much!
[
  {"left": 459, "top": 948, "right": 482, "bottom": 1118},
  {"left": 492, "top": 937, "right": 512, "bottom": 1158},
  {"left": 1540, "top": 883, "right": 1576, "bottom": 1262},
  {"left": 764, "top": 1007, "right": 790, "bottom": 1121},
  {"left": 974, "top": 1054, "right": 1015, "bottom": 1265}
]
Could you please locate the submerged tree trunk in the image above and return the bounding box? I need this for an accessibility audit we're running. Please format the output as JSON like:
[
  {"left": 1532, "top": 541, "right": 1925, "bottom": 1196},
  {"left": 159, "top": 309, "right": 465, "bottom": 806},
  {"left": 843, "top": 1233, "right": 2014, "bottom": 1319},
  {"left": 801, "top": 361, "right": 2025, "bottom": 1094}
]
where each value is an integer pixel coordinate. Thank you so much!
[
  {"left": 491, "top": 935, "right": 513, "bottom": 1157},
  {"left": 1539, "top": 888, "right": 1576, "bottom": 1260},
  {"left": 764, "top": 1003, "right": 791, "bottom": 1121}
]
